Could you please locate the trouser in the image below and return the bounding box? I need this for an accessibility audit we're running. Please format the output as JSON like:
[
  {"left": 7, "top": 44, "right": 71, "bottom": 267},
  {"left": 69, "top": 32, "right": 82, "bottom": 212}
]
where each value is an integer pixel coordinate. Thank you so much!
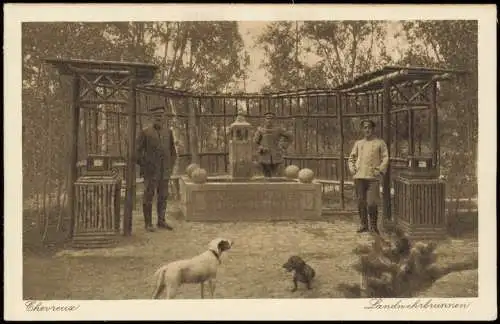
[
  {"left": 143, "top": 177, "right": 169, "bottom": 227},
  {"left": 261, "top": 162, "right": 282, "bottom": 177},
  {"left": 354, "top": 179, "right": 380, "bottom": 231}
]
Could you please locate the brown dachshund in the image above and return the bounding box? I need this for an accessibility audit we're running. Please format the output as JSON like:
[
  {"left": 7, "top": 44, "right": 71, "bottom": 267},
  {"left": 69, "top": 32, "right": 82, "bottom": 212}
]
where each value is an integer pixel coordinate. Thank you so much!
[{"left": 282, "top": 255, "right": 316, "bottom": 292}]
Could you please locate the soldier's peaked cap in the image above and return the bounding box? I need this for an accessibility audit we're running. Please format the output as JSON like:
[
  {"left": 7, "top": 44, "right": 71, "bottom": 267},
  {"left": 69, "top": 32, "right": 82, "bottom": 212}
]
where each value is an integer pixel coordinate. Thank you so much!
[
  {"left": 360, "top": 119, "right": 376, "bottom": 128},
  {"left": 264, "top": 111, "right": 276, "bottom": 117},
  {"left": 149, "top": 105, "right": 166, "bottom": 113}
]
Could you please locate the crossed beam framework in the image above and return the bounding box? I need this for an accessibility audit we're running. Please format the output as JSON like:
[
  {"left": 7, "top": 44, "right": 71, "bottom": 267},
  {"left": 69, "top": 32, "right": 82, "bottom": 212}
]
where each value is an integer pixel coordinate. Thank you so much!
[
  {"left": 45, "top": 58, "right": 158, "bottom": 237},
  {"left": 45, "top": 57, "right": 467, "bottom": 236}
]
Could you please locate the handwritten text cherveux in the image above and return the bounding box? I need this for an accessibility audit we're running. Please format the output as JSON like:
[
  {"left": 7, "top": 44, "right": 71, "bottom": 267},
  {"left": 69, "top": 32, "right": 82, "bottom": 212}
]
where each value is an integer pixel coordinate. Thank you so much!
[{"left": 25, "top": 301, "right": 80, "bottom": 312}]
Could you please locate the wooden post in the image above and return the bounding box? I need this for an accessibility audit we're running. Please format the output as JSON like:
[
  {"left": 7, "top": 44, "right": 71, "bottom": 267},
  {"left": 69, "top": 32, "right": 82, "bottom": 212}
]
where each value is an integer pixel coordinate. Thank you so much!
[
  {"left": 408, "top": 107, "right": 414, "bottom": 157},
  {"left": 382, "top": 79, "right": 392, "bottom": 222},
  {"left": 188, "top": 97, "right": 199, "bottom": 165},
  {"left": 315, "top": 96, "right": 319, "bottom": 153},
  {"left": 430, "top": 80, "right": 439, "bottom": 171},
  {"left": 337, "top": 93, "right": 345, "bottom": 210},
  {"left": 223, "top": 98, "right": 228, "bottom": 173},
  {"left": 68, "top": 74, "right": 80, "bottom": 238},
  {"left": 296, "top": 96, "right": 303, "bottom": 155},
  {"left": 93, "top": 106, "right": 99, "bottom": 153},
  {"left": 394, "top": 109, "right": 399, "bottom": 157},
  {"left": 123, "top": 70, "right": 137, "bottom": 236},
  {"left": 184, "top": 97, "right": 191, "bottom": 164},
  {"left": 305, "top": 96, "right": 310, "bottom": 152}
]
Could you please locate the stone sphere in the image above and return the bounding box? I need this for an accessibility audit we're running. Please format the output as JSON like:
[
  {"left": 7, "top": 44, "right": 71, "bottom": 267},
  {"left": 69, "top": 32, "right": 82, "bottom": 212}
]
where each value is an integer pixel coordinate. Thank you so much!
[
  {"left": 191, "top": 168, "right": 208, "bottom": 184},
  {"left": 185, "top": 163, "right": 200, "bottom": 178},
  {"left": 284, "top": 165, "right": 300, "bottom": 179},
  {"left": 298, "top": 168, "right": 315, "bottom": 183}
]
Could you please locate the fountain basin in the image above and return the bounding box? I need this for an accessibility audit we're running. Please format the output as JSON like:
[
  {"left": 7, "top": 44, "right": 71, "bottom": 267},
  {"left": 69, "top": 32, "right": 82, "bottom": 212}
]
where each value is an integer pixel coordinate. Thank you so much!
[{"left": 178, "top": 175, "right": 323, "bottom": 222}]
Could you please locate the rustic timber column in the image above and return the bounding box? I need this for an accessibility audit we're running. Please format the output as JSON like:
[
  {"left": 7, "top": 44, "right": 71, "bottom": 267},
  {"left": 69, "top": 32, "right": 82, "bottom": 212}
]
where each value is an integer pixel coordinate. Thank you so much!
[
  {"left": 408, "top": 105, "right": 415, "bottom": 157},
  {"left": 430, "top": 80, "right": 439, "bottom": 170},
  {"left": 392, "top": 78, "right": 447, "bottom": 241},
  {"left": 223, "top": 98, "right": 228, "bottom": 173},
  {"left": 123, "top": 70, "right": 137, "bottom": 236},
  {"left": 68, "top": 74, "right": 80, "bottom": 238},
  {"left": 188, "top": 97, "right": 200, "bottom": 165},
  {"left": 296, "top": 96, "right": 303, "bottom": 157},
  {"left": 337, "top": 93, "right": 345, "bottom": 210},
  {"left": 382, "top": 79, "right": 392, "bottom": 221}
]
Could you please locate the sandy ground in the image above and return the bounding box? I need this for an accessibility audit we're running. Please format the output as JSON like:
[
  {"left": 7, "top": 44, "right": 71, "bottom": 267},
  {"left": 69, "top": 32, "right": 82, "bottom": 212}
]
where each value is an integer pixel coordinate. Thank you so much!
[{"left": 23, "top": 203, "right": 478, "bottom": 300}]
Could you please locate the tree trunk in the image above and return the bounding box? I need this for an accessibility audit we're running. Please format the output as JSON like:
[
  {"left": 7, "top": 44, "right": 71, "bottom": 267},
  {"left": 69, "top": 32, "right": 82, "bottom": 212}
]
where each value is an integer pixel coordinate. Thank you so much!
[{"left": 349, "top": 24, "right": 359, "bottom": 81}]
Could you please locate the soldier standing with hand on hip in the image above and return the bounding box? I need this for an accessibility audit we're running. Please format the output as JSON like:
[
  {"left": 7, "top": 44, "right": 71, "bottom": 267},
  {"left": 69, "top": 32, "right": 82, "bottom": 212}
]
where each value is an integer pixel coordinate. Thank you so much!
[
  {"left": 348, "top": 119, "right": 389, "bottom": 234},
  {"left": 136, "top": 105, "right": 177, "bottom": 232},
  {"left": 253, "top": 111, "right": 293, "bottom": 178}
]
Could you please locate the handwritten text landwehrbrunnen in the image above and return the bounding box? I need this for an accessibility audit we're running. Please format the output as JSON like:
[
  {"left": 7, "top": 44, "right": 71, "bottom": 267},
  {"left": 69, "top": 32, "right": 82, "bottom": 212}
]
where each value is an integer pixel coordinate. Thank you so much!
[{"left": 365, "top": 298, "right": 472, "bottom": 310}]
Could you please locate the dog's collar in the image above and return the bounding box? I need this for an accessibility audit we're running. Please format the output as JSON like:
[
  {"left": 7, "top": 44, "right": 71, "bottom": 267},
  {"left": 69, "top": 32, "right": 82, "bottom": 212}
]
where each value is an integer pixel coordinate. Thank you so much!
[{"left": 209, "top": 249, "right": 222, "bottom": 264}]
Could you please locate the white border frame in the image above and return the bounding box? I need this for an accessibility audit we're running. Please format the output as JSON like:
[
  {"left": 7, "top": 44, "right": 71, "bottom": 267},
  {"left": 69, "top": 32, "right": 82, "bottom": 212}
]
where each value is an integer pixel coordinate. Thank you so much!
[{"left": 4, "top": 4, "right": 497, "bottom": 321}]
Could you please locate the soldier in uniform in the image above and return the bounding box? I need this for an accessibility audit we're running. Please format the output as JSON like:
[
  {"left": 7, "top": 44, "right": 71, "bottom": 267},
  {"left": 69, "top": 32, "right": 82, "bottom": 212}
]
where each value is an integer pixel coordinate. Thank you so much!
[
  {"left": 136, "top": 105, "right": 177, "bottom": 232},
  {"left": 253, "top": 112, "right": 293, "bottom": 178},
  {"left": 348, "top": 119, "right": 389, "bottom": 234}
]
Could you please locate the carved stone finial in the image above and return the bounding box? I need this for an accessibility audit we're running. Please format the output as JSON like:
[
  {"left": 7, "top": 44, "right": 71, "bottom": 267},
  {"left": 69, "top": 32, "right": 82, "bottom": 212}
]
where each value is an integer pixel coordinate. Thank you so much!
[
  {"left": 235, "top": 111, "right": 246, "bottom": 123},
  {"left": 230, "top": 110, "right": 251, "bottom": 128}
]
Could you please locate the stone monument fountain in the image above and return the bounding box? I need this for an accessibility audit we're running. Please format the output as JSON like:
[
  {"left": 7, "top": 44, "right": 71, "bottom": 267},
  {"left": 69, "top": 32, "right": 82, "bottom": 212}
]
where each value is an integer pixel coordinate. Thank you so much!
[{"left": 178, "top": 112, "right": 322, "bottom": 222}]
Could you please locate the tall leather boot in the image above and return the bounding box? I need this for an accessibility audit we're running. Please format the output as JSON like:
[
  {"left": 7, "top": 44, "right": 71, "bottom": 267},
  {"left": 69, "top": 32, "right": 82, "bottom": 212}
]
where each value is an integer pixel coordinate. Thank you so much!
[
  {"left": 368, "top": 206, "right": 380, "bottom": 234},
  {"left": 357, "top": 202, "right": 369, "bottom": 233},
  {"left": 143, "top": 203, "right": 155, "bottom": 232},
  {"left": 262, "top": 163, "right": 272, "bottom": 178},
  {"left": 156, "top": 199, "right": 173, "bottom": 231}
]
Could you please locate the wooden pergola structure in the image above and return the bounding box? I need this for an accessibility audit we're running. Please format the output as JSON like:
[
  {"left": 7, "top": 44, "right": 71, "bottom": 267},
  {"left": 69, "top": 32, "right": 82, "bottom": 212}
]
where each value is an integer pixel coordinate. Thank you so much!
[
  {"left": 333, "top": 65, "right": 467, "bottom": 220},
  {"left": 45, "top": 57, "right": 467, "bottom": 238},
  {"left": 45, "top": 58, "right": 158, "bottom": 236}
]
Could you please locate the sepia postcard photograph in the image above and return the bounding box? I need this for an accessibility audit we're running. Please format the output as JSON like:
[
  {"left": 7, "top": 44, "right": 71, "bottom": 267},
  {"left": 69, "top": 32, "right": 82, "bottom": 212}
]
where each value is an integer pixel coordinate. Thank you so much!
[{"left": 4, "top": 3, "right": 497, "bottom": 321}]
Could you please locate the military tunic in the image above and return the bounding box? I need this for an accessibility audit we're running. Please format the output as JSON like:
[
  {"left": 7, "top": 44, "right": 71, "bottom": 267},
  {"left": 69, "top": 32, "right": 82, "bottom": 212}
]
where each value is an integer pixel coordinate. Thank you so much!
[
  {"left": 253, "top": 126, "right": 293, "bottom": 165},
  {"left": 348, "top": 138, "right": 389, "bottom": 179},
  {"left": 136, "top": 125, "right": 177, "bottom": 180}
]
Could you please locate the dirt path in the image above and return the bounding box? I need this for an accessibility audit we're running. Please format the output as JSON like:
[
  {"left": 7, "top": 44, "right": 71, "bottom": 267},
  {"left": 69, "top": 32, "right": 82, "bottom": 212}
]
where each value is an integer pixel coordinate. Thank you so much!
[{"left": 23, "top": 209, "right": 478, "bottom": 300}]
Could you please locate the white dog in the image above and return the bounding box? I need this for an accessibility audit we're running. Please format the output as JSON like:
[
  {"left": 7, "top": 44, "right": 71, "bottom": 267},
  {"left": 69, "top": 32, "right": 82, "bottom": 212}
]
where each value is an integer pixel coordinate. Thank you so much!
[{"left": 152, "top": 238, "right": 233, "bottom": 299}]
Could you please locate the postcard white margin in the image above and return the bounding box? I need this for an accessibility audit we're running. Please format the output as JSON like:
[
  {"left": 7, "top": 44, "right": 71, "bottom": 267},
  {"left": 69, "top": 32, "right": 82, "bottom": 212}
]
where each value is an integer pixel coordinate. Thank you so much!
[{"left": 4, "top": 3, "right": 497, "bottom": 321}]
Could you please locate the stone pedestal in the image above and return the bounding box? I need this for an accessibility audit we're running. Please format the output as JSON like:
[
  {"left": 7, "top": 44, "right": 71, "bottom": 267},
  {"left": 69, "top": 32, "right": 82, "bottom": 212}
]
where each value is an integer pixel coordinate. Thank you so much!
[
  {"left": 393, "top": 176, "right": 447, "bottom": 240},
  {"left": 228, "top": 113, "right": 253, "bottom": 179},
  {"left": 179, "top": 175, "right": 322, "bottom": 222}
]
